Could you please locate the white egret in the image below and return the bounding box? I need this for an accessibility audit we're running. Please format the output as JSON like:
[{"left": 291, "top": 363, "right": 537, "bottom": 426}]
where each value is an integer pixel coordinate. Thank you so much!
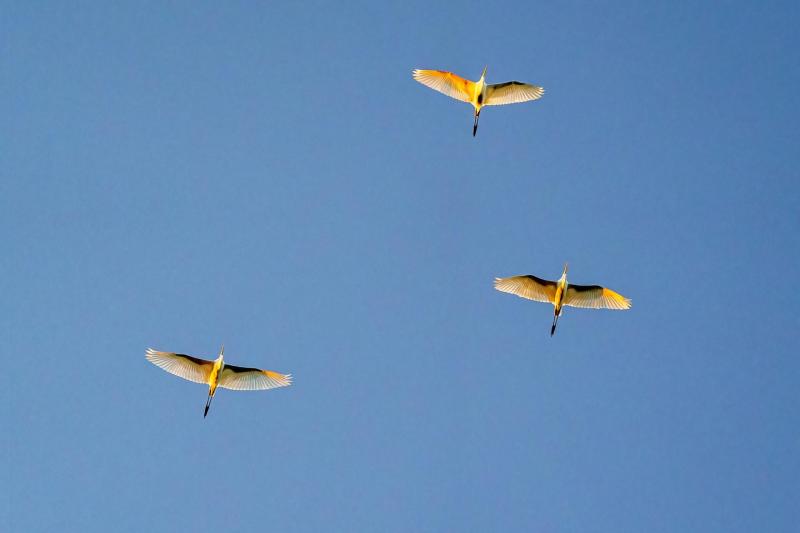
[
  {"left": 494, "top": 263, "right": 631, "bottom": 336},
  {"left": 412, "top": 67, "right": 544, "bottom": 136},
  {"left": 145, "top": 346, "right": 292, "bottom": 417}
]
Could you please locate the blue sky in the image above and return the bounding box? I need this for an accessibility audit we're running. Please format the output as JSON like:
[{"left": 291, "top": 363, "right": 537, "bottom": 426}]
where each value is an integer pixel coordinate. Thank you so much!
[{"left": 2, "top": 2, "right": 799, "bottom": 531}]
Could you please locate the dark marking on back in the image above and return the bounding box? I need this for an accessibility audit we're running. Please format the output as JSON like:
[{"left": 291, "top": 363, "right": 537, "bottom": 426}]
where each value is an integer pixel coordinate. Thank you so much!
[
  {"left": 175, "top": 353, "right": 213, "bottom": 366},
  {"left": 224, "top": 364, "right": 261, "bottom": 374},
  {"left": 569, "top": 284, "right": 603, "bottom": 293},
  {"left": 493, "top": 81, "right": 523, "bottom": 89}
]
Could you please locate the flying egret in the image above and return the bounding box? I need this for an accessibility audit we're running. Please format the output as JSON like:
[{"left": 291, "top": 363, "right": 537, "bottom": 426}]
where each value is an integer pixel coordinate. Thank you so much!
[
  {"left": 494, "top": 263, "right": 631, "bottom": 336},
  {"left": 412, "top": 66, "right": 544, "bottom": 136},
  {"left": 145, "top": 346, "right": 292, "bottom": 417}
]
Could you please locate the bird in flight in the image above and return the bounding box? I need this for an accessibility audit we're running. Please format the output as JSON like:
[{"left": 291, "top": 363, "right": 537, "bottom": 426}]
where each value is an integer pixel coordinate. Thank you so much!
[
  {"left": 145, "top": 345, "right": 292, "bottom": 417},
  {"left": 494, "top": 263, "right": 631, "bottom": 336},
  {"left": 412, "top": 66, "right": 544, "bottom": 136}
]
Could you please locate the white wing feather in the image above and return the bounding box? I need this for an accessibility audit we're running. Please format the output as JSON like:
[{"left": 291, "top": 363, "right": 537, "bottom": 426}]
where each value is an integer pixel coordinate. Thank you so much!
[
  {"left": 412, "top": 69, "right": 473, "bottom": 103},
  {"left": 494, "top": 275, "right": 557, "bottom": 304},
  {"left": 485, "top": 82, "right": 544, "bottom": 106},
  {"left": 563, "top": 285, "right": 631, "bottom": 310},
  {"left": 145, "top": 348, "right": 213, "bottom": 384},
  {"left": 218, "top": 365, "right": 293, "bottom": 391}
]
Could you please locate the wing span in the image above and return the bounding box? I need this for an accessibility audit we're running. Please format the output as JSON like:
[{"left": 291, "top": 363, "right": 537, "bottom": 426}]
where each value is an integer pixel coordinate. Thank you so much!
[
  {"left": 412, "top": 69, "right": 474, "bottom": 103},
  {"left": 218, "top": 364, "right": 293, "bottom": 391},
  {"left": 485, "top": 81, "right": 544, "bottom": 106},
  {"left": 563, "top": 285, "right": 631, "bottom": 310},
  {"left": 494, "top": 275, "right": 557, "bottom": 304},
  {"left": 145, "top": 348, "right": 214, "bottom": 384}
]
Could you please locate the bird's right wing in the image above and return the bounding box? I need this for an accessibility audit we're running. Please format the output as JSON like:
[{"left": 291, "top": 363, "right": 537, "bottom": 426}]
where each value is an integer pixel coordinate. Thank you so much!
[
  {"left": 484, "top": 81, "right": 544, "bottom": 106},
  {"left": 412, "top": 69, "right": 474, "bottom": 103},
  {"left": 563, "top": 285, "right": 632, "bottom": 310},
  {"left": 494, "top": 275, "right": 557, "bottom": 304},
  {"left": 218, "top": 364, "right": 293, "bottom": 391},
  {"left": 145, "top": 348, "right": 214, "bottom": 384}
]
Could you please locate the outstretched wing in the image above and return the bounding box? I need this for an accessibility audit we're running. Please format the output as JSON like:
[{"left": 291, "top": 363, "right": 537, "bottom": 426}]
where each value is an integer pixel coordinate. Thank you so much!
[
  {"left": 218, "top": 364, "right": 293, "bottom": 391},
  {"left": 494, "top": 275, "right": 557, "bottom": 304},
  {"left": 484, "top": 81, "right": 544, "bottom": 106},
  {"left": 564, "top": 285, "right": 631, "bottom": 310},
  {"left": 145, "top": 348, "right": 214, "bottom": 384},
  {"left": 412, "top": 69, "right": 474, "bottom": 103}
]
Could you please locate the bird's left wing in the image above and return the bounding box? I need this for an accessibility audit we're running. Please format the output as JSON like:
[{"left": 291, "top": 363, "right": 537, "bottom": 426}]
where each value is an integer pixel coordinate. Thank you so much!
[
  {"left": 484, "top": 81, "right": 544, "bottom": 106},
  {"left": 494, "top": 275, "right": 557, "bottom": 304},
  {"left": 145, "top": 348, "right": 214, "bottom": 384},
  {"left": 563, "top": 285, "right": 632, "bottom": 310},
  {"left": 412, "top": 69, "right": 474, "bottom": 103},
  {"left": 218, "top": 364, "right": 293, "bottom": 391}
]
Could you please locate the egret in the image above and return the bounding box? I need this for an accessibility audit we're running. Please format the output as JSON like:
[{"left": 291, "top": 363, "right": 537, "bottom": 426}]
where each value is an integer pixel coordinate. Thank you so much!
[
  {"left": 494, "top": 263, "right": 631, "bottom": 336},
  {"left": 145, "top": 346, "right": 292, "bottom": 417},
  {"left": 412, "top": 67, "right": 544, "bottom": 136}
]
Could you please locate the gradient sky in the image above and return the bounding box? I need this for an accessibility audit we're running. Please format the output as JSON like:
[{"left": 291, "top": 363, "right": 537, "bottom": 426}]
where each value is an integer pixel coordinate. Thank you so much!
[{"left": 3, "top": 2, "right": 799, "bottom": 532}]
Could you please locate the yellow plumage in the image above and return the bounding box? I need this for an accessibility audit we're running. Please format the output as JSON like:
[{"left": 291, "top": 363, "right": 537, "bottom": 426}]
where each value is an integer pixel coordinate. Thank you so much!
[
  {"left": 412, "top": 66, "right": 544, "bottom": 136},
  {"left": 494, "top": 264, "right": 630, "bottom": 335},
  {"left": 145, "top": 347, "right": 292, "bottom": 417}
]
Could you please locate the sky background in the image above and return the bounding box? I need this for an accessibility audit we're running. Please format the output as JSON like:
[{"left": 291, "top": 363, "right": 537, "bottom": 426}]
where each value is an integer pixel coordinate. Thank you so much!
[{"left": 2, "top": 2, "right": 799, "bottom": 531}]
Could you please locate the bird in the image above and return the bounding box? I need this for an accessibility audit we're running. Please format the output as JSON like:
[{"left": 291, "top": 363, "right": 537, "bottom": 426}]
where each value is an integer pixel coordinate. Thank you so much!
[
  {"left": 412, "top": 66, "right": 544, "bottom": 136},
  {"left": 494, "top": 263, "right": 631, "bottom": 336},
  {"left": 145, "top": 345, "right": 292, "bottom": 417}
]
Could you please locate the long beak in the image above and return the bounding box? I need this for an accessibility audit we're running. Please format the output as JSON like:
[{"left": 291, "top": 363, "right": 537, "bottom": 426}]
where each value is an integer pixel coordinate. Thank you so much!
[
  {"left": 473, "top": 110, "right": 480, "bottom": 137},
  {"left": 551, "top": 312, "right": 559, "bottom": 337}
]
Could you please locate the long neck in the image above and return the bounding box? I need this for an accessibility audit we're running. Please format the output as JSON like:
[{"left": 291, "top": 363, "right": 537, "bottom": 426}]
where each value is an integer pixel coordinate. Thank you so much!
[
  {"left": 555, "top": 271, "right": 568, "bottom": 307},
  {"left": 212, "top": 355, "right": 224, "bottom": 382}
]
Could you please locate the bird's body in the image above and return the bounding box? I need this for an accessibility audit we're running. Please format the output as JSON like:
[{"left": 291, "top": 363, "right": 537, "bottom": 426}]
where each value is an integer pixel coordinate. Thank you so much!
[
  {"left": 412, "top": 67, "right": 544, "bottom": 136},
  {"left": 145, "top": 346, "right": 292, "bottom": 417},
  {"left": 205, "top": 353, "right": 224, "bottom": 415},
  {"left": 494, "top": 263, "right": 631, "bottom": 336}
]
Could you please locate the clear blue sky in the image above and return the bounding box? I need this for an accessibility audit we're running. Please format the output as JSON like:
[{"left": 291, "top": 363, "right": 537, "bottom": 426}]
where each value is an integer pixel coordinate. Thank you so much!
[{"left": 2, "top": 2, "right": 799, "bottom": 531}]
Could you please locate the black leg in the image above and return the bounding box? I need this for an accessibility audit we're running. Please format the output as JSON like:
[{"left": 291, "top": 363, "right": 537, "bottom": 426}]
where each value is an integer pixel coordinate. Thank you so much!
[{"left": 204, "top": 392, "right": 213, "bottom": 418}]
